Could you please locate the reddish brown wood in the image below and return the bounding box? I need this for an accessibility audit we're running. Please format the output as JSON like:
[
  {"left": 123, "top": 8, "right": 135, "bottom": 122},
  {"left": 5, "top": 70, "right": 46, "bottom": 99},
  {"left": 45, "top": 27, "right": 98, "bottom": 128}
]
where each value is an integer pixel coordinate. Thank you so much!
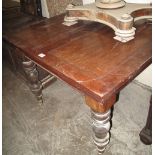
[
  {"left": 3, "top": 15, "right": 152, "bottom": 108},
  {"left": 2, "top": 11, "right": 56, "bottom": 101},
  {"left": 3, "top": 14, "right": 152, "bottom": 153},
  {"left": 85, "top": 95, "right": 116, "bottom": 113},
  {"left": 131, "top": 8, "right": 152, "bottom": 19}
]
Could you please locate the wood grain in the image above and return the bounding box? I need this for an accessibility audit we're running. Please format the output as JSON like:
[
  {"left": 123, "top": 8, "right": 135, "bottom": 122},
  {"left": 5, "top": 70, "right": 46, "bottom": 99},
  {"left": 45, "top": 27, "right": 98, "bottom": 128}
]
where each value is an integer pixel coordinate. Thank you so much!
[{"left": 3, "top": 15, "right": 152, "bottom": 106}]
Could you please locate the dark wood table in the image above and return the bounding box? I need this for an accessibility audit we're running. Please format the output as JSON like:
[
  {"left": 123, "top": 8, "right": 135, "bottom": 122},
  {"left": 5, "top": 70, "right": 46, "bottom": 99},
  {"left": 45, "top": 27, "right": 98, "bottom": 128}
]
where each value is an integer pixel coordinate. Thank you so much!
[
  {"left": 2, "top": 11, "right": 57, "bottom": 103},
  {"left": 3, "top": 14, "right": 152, "bottom": 154}
]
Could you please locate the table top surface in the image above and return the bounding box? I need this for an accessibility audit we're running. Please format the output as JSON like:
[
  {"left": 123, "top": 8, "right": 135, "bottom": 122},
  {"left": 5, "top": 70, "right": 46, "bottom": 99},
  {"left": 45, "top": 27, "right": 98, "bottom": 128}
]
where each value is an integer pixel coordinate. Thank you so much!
[{"left": 3, "top": 15, "right": 152, "bottom": 103}]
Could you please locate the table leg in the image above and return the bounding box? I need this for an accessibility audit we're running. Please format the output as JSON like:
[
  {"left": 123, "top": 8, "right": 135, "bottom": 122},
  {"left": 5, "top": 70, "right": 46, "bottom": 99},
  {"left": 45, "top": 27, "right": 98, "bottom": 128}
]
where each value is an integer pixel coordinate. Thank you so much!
[
  {"left": 91, "top": 109, "right": 111, "bottom": 154},
  {"left": 139, "top": 96, "right": 152, "bottom": 145},
  {"left": 22, "top": 58, "right": 43, "bottom": 104},
  {"left": 85, "top": 95, "right": 116, "bottom": 154}
]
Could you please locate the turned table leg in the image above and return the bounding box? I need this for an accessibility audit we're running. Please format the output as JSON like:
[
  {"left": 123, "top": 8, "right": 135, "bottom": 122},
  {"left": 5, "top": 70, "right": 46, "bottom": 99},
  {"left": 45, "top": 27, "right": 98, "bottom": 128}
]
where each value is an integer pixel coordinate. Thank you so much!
[
  {"left": 139, "top": 96, "right": 152, "bottom": 145},
  {"left": 22, "top": 57, "right": 43, "bottom": 104},
  {"left": 85, "top": 95, "right": 116, "bottom": 154},
  {"left": 91, "top": 109, "right": 111, "bottom": 154}
]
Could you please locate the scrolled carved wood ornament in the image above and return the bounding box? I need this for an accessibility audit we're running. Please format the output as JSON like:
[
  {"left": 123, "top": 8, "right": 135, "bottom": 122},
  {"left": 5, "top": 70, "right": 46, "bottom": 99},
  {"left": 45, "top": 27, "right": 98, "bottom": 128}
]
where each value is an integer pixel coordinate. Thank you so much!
[{"left": 63, "top": 1, "right": 152, "bottom": 43}]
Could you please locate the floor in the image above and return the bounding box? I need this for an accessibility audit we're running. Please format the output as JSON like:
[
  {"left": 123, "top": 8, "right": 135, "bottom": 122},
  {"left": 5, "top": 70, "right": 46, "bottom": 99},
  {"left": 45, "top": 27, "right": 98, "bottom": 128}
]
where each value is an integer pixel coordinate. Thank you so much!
[{"left": 2, "top": 65, "right": 152, "bottom": 155}]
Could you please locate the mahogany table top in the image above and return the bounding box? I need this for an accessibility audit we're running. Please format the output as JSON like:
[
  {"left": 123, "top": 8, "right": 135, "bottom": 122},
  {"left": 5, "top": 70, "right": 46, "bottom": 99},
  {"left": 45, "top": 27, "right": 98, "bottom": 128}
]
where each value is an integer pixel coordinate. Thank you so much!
[{"left": 3, "top": 14, "right": 152, "bottom": 103}]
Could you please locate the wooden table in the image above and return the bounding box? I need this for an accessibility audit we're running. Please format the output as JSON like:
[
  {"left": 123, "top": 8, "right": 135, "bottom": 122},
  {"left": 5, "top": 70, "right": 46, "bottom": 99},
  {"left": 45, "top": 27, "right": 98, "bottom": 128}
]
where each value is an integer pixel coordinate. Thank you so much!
[
  {"left": 2, "top": 11, "right": 57, "bottom": 103},
  {"left": 3, "top": 14, "right": 152, "bottom": 154}
]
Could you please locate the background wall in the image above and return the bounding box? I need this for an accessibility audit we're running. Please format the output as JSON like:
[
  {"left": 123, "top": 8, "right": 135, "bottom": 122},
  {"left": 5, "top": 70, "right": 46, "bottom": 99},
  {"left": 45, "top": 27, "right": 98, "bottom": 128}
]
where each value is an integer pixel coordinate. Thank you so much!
[
  {"left": 41, "top": 0, "right": 50, "bottom": 18},
  {"left": 41, "top": 0, "right": 82, "bottom": 18}
]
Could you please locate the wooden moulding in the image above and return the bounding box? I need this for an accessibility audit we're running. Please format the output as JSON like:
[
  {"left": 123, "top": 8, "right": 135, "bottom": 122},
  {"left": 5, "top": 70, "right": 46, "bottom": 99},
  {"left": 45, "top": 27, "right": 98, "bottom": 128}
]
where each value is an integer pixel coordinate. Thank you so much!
[{"left": 63, "top": 3, "right": 152, "bottom": 43}]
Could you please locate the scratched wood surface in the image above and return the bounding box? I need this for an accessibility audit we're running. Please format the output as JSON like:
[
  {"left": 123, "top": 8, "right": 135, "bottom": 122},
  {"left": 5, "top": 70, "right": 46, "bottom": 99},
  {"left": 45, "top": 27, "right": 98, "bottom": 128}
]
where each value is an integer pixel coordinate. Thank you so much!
[{"left": 3, "top": 14, "right": 152, "bottom": 104}]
